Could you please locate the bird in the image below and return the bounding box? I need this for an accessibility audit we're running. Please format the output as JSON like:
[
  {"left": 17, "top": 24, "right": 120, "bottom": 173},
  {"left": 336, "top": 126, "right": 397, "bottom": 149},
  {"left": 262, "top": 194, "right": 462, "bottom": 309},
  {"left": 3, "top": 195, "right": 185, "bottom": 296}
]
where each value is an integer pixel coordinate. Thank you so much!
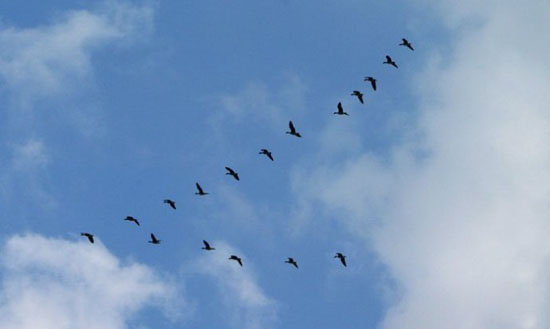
[
  {"left": 334, "top": 102, "right": 349, "bottom": 116},
  {"left": 80, "top": 233, "right": 94, "bottom": 244},
  {"left": 201, "top": 240, "right": 215, "bottom": 251},
  {"left": 285, "top": 257, "right": 299, "bottom": 269},
  {"left": 229, "top": 255, "right": 243, "bottom": 266},
  {"left": 383, "top": 55, "right": 398, "bottom": 68},
  {"left": 124, "top": 216, "right": 140, "bottom": 226},
  {"left": 148, "top": 233, "right": 161, "bottom": 244},
  {"left": 163, "top": 199, "right": 176, "bottom": 210},
  {"left": 286, "top": 121, "right": 302, "bottom": 138},
  {"left": 195, "top": 182, "right": 208, "bottom": 195},
  {"left": 334, "top": 252, "right": 347, "bottom": 267},
  {"left": 259, "top": 149, "right": 274, "bottom": 161},
  {"left": 351, "top": 90, "right": 364, "bottom": 104},
  {"left": 364, "top": 76, "right": 377, "bottom": 91},
  {"left": 399, "top": 38, "right": 414, "bottom": 51},
  {"left": 225, "top": 167, "right": 240, "bottom": 181}
]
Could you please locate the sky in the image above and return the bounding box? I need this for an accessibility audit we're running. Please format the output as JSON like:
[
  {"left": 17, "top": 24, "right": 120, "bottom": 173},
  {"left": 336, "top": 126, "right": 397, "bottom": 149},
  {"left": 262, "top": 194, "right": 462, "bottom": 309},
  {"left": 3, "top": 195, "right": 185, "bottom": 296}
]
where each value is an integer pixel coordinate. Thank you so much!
[{"left": 0, "top": 1, "right": 549, "bottom": 329}]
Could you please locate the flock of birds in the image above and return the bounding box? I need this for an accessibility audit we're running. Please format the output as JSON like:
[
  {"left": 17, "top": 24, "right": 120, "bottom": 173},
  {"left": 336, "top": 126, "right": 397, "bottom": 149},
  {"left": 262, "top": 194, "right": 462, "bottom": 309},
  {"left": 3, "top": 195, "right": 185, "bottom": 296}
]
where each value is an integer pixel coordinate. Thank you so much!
[{"left": 80, "top": 38, "right": 415, "bottom": 270}]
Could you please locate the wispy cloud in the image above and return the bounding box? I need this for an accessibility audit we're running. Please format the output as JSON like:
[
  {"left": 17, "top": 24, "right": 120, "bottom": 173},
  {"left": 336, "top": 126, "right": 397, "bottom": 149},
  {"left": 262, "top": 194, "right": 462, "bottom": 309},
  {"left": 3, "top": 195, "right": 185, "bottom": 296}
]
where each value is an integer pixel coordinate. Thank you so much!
[
  {"left": 0, "top": 1, "right": 155, "bottom": 210},
  {"left": 0, "top": 234, "right": 184, "bottom": 329},
  {"left": 211, "top": 74, "right": 308, "bottom": 133},
  {"left": 0, "top": 1, "right": 154, "bottom": 99},
  {"left": 293, "top": 1, "right": 550, "bottom": 328},
  {"left": 193, "top": 241, "right": 278, "bottom": 329}
]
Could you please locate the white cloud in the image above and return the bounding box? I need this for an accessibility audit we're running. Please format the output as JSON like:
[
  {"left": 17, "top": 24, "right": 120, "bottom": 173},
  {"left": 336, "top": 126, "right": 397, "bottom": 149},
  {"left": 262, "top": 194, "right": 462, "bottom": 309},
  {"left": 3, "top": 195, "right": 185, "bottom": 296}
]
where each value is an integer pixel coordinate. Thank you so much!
[
  {"left": 0, "top": 1, "right": 154, "bottom": 98},
  {"left": 293, "top": 1, "right": 550, "bottom": 328},
  {"left": 194, "top": 241, "right": 278, "bottom": 329},
  {"left": 0, "top": 234, "right": 183, "bottom": 329},
  {"left": 213, "top": 74, "right": 308, "bottom": 131},
  {"left": 10, "top": 139, "right": 49, "bottom": 171}
]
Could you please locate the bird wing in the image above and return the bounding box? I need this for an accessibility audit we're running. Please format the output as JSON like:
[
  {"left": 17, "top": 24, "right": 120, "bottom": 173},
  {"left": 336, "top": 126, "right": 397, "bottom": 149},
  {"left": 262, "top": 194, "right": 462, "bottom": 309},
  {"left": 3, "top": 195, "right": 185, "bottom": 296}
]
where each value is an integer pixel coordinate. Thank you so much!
[
  {"left": 88, "top": 235, "right": 94, "bottom": 243},
  {"left": 289, "top": 121, "right": 296, "bottom": 133},
  {"left": 386, "top": 55, "right": 391, "bottom": 61},
  {"left": 203, "top": 240, "right": 211, "bottom": 248},
  {"left": 225, "top": 167, "right": 235, "bottom": 174},
  {"left": 196, "top": 183, "right": 204, "bottom": 193},
  {"left": 372, "top": 80, "right": 377, "bottom": 90},
  {"left": 359, "top": 94, "right": 364, "bottom": 103},
  {"left": 338, "top": 102, "right": 343, "bottom": 113},
  {"left": 342, "top": 257, "right": 347, "bottom": 267},
  {"left": 267, "top": 153, "right": 274, "bottom": 161}
]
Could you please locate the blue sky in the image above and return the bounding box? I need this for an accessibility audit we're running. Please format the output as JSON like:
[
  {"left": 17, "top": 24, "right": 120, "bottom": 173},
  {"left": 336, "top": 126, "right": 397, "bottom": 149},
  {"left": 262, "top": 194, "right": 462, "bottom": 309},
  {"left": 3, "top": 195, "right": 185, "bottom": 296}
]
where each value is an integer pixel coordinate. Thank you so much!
[{"left": 1, "top": 1, "right": 550, "bottom": 329}]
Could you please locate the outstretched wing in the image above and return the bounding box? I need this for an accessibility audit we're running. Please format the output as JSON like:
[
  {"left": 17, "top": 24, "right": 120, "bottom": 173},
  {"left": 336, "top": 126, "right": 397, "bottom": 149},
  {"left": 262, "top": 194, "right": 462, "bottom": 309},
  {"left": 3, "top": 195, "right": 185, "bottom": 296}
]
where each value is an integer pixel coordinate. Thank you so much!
[
  {"left": 337, "top": 102, "right": 344, "bottom": 113},
  {"left": 289, "top": 121, "right": 296, "bottom": 133},
  {"left": 203, "top": 240, "right": 211, "bottom": 249},
  {"left": 196, "top": 182, "right": 204, "bottom": 194}
]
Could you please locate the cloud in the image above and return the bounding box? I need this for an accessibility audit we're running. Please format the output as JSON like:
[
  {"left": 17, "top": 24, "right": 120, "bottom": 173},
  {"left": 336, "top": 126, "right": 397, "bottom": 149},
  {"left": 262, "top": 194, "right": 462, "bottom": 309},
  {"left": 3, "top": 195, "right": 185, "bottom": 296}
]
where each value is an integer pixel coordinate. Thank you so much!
[
  {"left": 293, "top": 1, "right": 550, "bottom": 328},
  {"left": 194, "top": 241, "right": 278, "bottom": 329},
  {"left": 0, "top": 1, "right": 154, "bottom": 99},
  {"left": 0, "top": 234, "right": 183, "bottom": 329},
  {"left": 212, "top": 74, "right": 308, "bottom": 132},
  {"left": 0, "top": 2, "right": 155, "bottom": 209}
]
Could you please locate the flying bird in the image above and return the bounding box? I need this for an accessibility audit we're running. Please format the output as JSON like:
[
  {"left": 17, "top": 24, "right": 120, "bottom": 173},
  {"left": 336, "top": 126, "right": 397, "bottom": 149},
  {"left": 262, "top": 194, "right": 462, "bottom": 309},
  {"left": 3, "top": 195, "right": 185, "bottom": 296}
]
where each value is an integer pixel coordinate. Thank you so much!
[
  {"left": 225, "top": 167, "right": 240, "bottom": 181},
  {"left": 201, "top": 240, "right": 215, "bottom": 251},
  {"left": 80, "top": 233, "right": 94, "bottom": 244},
  {"left": 334, "top": 252, "right": 347, "bottom": 267},
  {"left": 124, "top": 216, "right": 140, "bottom": 226},
  {"left": 285, "top": 257, "right": 299, "bottom": 269},
  {"left": 195, "top": 182, "right": 208, "bottom": 196},
  {"left": 334, "top": 102, "right": 349, "bottom": 116},
  {"left": 399, "top": 38, "right": 414, "bottom": 51},
  {"left": 364, "top": 76, "right": 377, "bottom": 91},
  {"left": 286, "top": 121, "right": 302, "bottom": 138},
  {"left": 259, "top": 149, "right": 274, "bottom": 161},
  {"left": 229, "top": 255, "right": 243, "bottom": 266},
  {"left": 163, "top": 199, "right": 176, "bottom": 210},
  {"left": 148, "top": 233, "right": 161, "bottom": 244},
  {"left": 383, "top": 55, "right": 398, "bottom": 68},
  {"left": 351, "top": 90, "right": 364, "bottom": 104}
]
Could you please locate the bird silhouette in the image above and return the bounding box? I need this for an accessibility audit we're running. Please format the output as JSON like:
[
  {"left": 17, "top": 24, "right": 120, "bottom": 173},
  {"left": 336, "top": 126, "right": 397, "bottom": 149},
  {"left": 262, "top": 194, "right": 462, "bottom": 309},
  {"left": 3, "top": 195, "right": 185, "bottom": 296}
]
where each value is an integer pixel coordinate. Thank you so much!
[
  {"left": 80, "top": 233, "right": 94, "bottom": 244},
  {"left": 383, "top": 55, "right": 398, "bottom": 68},
  {"left": 163, "top": 199, "right": 176, "bottom": 210},
  {"left": 148, "top": 233, "right": 161, "bottom": 244},
  {"left": 399, "top": 38, "right": 414, "bottom": 51},
  {"left": 364, "top": 76, "right": 377, "bottom": 91},
  {"left": 334, "top": 252, "right": 347, "bottom": 267},
  {"left": 351, "top": 91, "right": 364, "bottom": 104},
  {"left": 285, "top": 257, "right": 299, "bottom": 269},
  {"left": 259, "top": 149, "right": 274, "bottom": 161},
  {"left": 195, "top": 182, "right": 208, "bottom": 195},
  {"left": 286, "top": 121, "right": 302, "bottom": 138},
  {"left": 124, "top": 216, "right": 140, "bottom": 226},
  {"left": 225, "top": 167, "right": 240, "bottom": 181},
  {"left": 201, "top": 240, "right": 215, "bottom": 251},
  {"left": 229, "top": 255, "right": 243, "bottom": 266},
  {"left": 334, "top": 102, "right": 349, "bottom": 116}
]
